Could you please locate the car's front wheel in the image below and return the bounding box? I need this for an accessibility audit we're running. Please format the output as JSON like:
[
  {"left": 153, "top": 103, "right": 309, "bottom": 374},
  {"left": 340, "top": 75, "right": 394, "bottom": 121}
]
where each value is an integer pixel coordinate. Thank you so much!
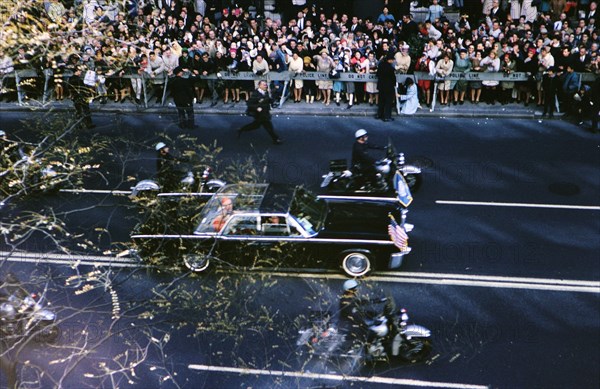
[
  {"left": 341, "top": 252, "right": 371, "bottom": 277},
  {"left": 183, "top": 254, "right": 211, "bottom": 273}
]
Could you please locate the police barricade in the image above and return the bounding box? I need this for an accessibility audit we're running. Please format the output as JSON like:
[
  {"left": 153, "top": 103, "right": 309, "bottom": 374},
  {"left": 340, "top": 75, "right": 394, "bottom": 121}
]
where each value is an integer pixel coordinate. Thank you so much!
[
  {"left": 414, "top": 71, "right": 531, "bottom": 112},
  {"left": 2, "top": 69, "right": 597, "bottom": 110},
  {"left": 200, "top": 71, "right": 417, "bottom": 108}
]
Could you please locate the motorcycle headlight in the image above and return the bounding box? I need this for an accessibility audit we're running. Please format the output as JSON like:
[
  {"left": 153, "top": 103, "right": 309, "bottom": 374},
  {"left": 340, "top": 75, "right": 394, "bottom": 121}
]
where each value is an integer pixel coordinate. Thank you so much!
[{"left": 378, "top": 164, "right": 391, "bottom": 174}]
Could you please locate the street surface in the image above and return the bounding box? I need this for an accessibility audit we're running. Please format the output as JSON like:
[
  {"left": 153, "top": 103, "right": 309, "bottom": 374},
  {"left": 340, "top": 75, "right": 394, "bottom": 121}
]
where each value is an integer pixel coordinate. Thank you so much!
[{"left": 1, "top": 111, "right": 599, "bottom": 388}]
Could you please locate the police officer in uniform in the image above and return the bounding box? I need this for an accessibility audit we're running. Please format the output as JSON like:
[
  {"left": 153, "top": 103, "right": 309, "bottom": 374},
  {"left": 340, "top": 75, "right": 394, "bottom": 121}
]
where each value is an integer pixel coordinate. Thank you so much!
[
  {"left": 169, "top": 66, "right": 196, "bottom": 128},
  {"left": 351, "top": 129, "right": 384, "bottom": 187}
]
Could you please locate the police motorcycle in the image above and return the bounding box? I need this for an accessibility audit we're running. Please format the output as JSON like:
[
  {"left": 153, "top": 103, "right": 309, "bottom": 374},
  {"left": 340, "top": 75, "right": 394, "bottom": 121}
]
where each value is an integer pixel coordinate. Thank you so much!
[
  {"left": 131, "top": 142, "right": 226, "bottom": 196},
  {"left": 1, "top": 130, "right": 60, "bottom": 208},
  {"left": 296, "top": 280, "right": 431, "bottom": 374},
  {"left": 0, "top": 274, "right": 59, "bottom": 343},
  {"left": 320, "top": 130, "right": 422, "bottom": 196}
]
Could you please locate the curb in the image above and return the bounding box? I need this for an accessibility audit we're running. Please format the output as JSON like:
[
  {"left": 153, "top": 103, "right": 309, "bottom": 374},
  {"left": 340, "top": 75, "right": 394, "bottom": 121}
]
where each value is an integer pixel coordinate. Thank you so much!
[{"left": 0, "top": 101, "right": 541, "bottom": 119}]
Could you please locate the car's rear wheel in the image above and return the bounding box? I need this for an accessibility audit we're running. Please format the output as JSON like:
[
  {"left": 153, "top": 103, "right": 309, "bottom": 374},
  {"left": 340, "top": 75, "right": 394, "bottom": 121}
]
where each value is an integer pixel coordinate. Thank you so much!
[
  {"left": 342, "top": 252, "right": 371, "bottom": 277},
  {"left": 183, "top": 253, "right": 211, "bottom": 273}
]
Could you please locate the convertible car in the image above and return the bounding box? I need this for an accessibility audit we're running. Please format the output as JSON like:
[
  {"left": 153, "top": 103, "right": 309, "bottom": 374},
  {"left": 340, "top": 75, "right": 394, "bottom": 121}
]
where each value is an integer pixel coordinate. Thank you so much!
[{"left": 131, "top": 183, "right": 412, "bottom": 277}]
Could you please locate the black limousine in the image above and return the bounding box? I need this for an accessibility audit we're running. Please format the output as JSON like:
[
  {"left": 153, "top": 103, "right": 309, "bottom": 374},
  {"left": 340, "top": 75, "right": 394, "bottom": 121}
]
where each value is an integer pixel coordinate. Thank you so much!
[{"left": 131, "top": 184, "right": 412, "bottom": 277}]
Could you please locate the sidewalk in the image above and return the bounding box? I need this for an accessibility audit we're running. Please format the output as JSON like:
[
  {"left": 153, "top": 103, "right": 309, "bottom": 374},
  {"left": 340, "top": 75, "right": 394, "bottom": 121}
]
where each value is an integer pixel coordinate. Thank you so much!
[{"left": 0, "top": 97, "right": 543, "bottom": 119}]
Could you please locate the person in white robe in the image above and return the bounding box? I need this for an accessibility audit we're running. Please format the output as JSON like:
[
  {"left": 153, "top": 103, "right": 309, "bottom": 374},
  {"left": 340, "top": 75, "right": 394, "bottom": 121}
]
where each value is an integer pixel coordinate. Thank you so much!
[{"left": 399, "top": 78, "right": 419, "bottom": 115}]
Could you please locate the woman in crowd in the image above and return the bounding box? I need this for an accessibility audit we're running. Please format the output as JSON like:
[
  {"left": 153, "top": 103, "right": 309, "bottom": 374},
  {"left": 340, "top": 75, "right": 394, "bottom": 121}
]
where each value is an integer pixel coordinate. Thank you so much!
[
  {"left": 225, "top": 49, "right": 241, "bottom": 103},
  {"left": 302, "top": 56, "right": 317, "bottom": 104},
  {"left": 416, "top": 52, "right": 436, "bottom": 107},
  {"left": 435, "top": 51, "right": 454, "bottom": 105},
  {"left": 452, "top": 49, "right": 471, "bottom": 105},
  {"left": 517, "top": 48, "right": 538, "bottom": 106},
  {"left": 480, "top": 50, "right": 501, "bottom": 104},
  {"left": 288, "top": 51, "right": 304, "bottom": 103},
  {"left": 331, "top": 56, "right": 347, "bottom": 106},
  {"left": 500, "top": 52, "right": 517, "bottom": 104},
  {"left": 365, "top": 51, "right": 379, "bottom": 106},
  {"left": 314, "top": 49, "right": 335, "bottom": 105},
  {"left": 399, "top": 77, "right": 419, "bottom": 115},
  {"left": 350, "top": 50, "right": 366, "bottom": 105},
  {"left": 469, "top": 50, "right": 484, "bottom": 104}
]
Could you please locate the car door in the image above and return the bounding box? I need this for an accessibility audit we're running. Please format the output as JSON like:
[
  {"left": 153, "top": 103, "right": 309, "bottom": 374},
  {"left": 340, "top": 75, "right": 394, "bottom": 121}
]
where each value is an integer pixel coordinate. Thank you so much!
[{"left": 215, "top": 214, "right": 263, "bottom": 268}]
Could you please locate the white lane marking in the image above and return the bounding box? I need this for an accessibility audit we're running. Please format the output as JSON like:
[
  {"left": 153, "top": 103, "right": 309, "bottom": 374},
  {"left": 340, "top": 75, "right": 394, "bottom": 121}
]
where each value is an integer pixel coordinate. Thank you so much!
[
  {"left": 2, "top": 251, "right": 137, "bottom": 263},
  {"left": 2, "top": 256, "right": 143, "bottom": 268},
  {"left": 262, "top": 271, "right": 600, "bottom": 294},
  {"left": 3, "top": 252, "right": 598, "bottom": 293},
  {"left": 370, "top": 276, "right": 600, "bottom": 294},
  {"left": 188, "top": 364, "right": 489, "bottom": 388},
  {"left": 436, "top": 200, "right": 600, "bottom": 211},
  {"left": 381, "top": 271, "right": 600, "bottom": 287},
  {"left": 1, "top": 251, "right": 142, "bottom": 268}
]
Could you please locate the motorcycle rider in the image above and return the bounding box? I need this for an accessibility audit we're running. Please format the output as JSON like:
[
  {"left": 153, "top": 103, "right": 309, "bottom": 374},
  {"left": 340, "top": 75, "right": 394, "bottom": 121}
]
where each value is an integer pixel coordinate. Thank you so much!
[
  {"left": 351, "top": 129, "right": 385, "bottom": 188},
  {"left": 155, "top": 142, "right": 185, "bottom": 191},
  {"left": 339, "top": 279, "right": 361, "bottom": 323},
  {"left": 339, "top": 279, "right": 400, "bottom": 358}
]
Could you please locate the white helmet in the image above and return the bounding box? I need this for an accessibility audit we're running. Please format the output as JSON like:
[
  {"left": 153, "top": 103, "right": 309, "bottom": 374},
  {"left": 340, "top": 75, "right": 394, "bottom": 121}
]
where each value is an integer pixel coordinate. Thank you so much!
[
  {"left": 355, "top": 129, "right": 367, "bottom": 139},
  {"left": 343, "top": 279, "right": 358, "bottom": 291},
  {"left": 0, "top": 130, "right": 6, "bottom": 137},
  {"left": 155, "top": 142, "right": 167, "bottom": 151}
]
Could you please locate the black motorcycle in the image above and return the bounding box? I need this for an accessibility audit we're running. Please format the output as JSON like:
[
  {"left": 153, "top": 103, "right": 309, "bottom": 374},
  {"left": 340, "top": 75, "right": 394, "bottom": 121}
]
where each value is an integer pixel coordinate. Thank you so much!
[
  {"left": 320, "top": 141, "right": 422, "bottom": 195},
  {"left": 0, "top": 274, "right": 59, "bottom": 343},
  {"left": 296, "top": 296, "right": 431, "bottom": 375},
  {"left": 1, "top": 143, "right": 61, "bottom": 209},
  {"left": 131, "top": 165, "right": 225, "bottom": 197}
]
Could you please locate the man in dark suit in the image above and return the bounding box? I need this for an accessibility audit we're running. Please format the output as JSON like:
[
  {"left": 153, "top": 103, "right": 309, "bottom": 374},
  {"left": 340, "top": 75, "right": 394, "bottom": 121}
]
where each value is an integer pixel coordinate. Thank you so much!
[
  {"left": 561, "top": 64, "right": 581, "bottom": 116},
  {"left": 376, "top": 52, "right": 397, "bottom": 122},
  {"left": 68, "top": 66, "right": 95, "bottom": 128},
  {"left": 571, "top": 46, "right": 591, "bottom": 73},
  {"left": 170, "top": 67, "right": 196, "bottom": 128},
  {"left": 349, "top": 15, "right": 363, "bottom": 34},
  {"left": 586, "top": 1, "right": 598, "bottom": 21},
  {"left": 237, "top": 80, "right": 282, "bottom": 145},
  {"left": 489, "top": 0, "right": 506, "bottom": 23},
  {"left": 399, "top": 14, "right": 419, "bottom": 41}
]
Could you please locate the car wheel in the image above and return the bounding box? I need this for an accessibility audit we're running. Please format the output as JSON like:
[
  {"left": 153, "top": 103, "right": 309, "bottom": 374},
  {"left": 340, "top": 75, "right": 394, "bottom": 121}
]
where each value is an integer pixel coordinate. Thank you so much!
[
  {"left": 183, "top": 253, "right": 211, "bottom": 272},
  {"left": 342, "top": 252, "right": 371, "bottom": 277}
]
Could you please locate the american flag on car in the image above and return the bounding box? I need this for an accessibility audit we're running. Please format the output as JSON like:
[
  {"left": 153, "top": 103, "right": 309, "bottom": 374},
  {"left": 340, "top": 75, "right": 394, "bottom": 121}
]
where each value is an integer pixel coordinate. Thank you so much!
[{"left": 388, "top": 214, "right": 409, "bottom": 251}]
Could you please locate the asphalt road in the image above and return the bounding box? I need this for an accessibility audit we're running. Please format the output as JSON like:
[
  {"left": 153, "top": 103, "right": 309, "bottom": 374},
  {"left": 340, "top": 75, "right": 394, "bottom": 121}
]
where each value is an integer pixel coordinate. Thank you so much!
[{"left": 1, "top": 111, "right": 599, "bottom": 388}]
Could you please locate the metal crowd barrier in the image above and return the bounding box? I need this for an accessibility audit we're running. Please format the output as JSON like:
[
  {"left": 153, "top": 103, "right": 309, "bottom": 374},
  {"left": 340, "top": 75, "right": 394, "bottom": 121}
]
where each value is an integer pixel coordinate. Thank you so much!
[{"left": 2, "top": 68, "right": 597, "bottom": 111}]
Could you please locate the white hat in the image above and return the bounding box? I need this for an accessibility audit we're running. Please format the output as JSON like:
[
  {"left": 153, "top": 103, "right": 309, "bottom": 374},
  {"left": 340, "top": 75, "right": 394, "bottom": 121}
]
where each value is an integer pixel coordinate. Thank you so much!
[
  {"left": 355, "top": 129, "right": 368, "bottom": 138},
  {"left": 155, "top": 142, "right": 167, "bottom": 151}
]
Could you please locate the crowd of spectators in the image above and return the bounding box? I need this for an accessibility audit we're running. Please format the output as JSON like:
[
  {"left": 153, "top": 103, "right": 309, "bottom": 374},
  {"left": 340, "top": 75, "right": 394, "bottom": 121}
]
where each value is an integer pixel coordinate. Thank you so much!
[{"left": 0, "top": 0, "right": 598, "bottom": 120}]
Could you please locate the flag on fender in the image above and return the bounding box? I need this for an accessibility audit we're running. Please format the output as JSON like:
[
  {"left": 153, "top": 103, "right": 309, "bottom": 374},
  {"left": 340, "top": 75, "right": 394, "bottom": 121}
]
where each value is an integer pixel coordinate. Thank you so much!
[
  {"left": 393, "top": 170, "right": 413, "bottom": 207},
  {"left": 388, "top": 214, "right": 409, "bottom": 251}
]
